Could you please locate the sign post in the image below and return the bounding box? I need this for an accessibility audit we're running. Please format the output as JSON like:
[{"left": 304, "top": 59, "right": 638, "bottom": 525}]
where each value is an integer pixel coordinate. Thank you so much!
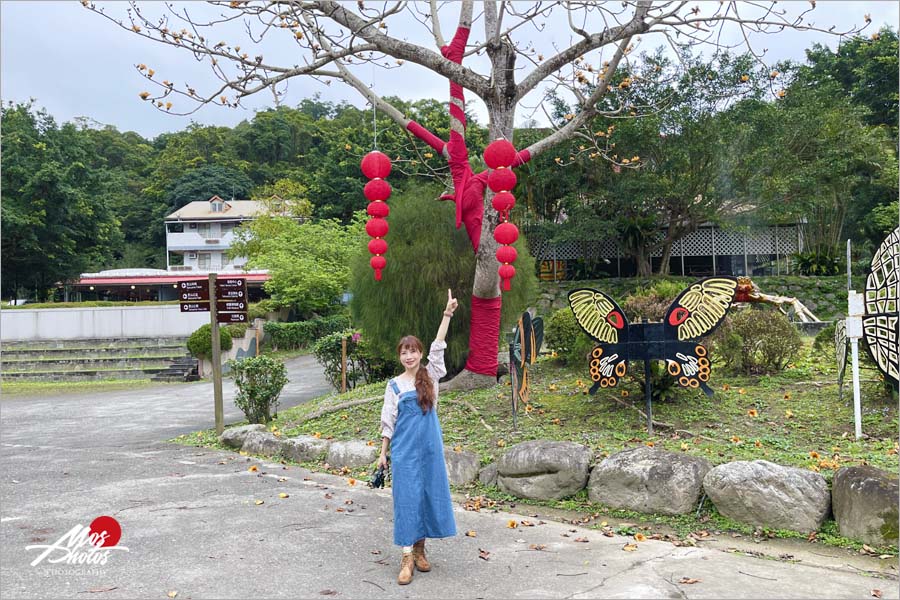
[{"left": 209, "top": 274, "right": 224, "bottom": 436}]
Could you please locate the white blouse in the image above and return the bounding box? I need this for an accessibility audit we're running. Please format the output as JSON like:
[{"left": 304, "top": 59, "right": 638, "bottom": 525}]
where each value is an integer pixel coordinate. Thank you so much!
[{"left": 380, "top": 340, "right": 447, "bottom": 439}]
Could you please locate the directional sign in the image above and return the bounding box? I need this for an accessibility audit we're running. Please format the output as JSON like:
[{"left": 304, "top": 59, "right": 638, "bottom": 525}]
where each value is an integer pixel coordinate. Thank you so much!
[
  {"left": 216, "top": 300, "right": 247, "bottom": 312},
  {"left": 217, "top": 288, "right": 246, "bottom": 300},
  {"left": 177, "top": 280, "right": 210, "bottom": 301},
  {"left": 217, "top": 311, "right": 248, "bottom": 323},
  {"left": 180, "top": 302, "right": 210, "bottom": 313},
  {"left": 215, "top": 278, "right": 246, "bottom": 290}
]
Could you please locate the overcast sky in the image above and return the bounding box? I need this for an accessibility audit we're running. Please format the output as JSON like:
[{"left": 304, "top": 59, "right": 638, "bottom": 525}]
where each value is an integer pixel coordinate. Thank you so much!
[{"left": 2, "top": 1, "right": 897, "bottom": 140}]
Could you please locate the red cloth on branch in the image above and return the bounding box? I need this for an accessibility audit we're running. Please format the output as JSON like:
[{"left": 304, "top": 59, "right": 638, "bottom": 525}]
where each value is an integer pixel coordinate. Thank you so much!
[
  {"left": 465, "top": 294, "right": 501, "bottom": 376},
  {"left": 406, "top": 121, "right": 445, "bottom": 153}
]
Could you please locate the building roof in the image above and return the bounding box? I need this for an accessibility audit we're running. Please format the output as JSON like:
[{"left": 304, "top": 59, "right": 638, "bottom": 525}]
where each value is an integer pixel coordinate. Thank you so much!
[
  {"left": 75, "top": 269, "right": 270, "bottom": 287},
  {"left": 165, "top": 196, "right": 266, "bottom": 221}
]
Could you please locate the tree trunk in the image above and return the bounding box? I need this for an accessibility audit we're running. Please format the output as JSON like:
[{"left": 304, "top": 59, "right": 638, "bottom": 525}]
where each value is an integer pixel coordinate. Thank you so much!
[
  {"left": 447, "top": 103, "right": 515, "bottom": 389},
  {"left": 657, "top": 238, "right": 674, "bottom": 276}
]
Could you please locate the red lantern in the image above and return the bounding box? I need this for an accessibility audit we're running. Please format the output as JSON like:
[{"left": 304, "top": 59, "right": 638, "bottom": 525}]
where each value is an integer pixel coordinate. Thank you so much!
[
  {"left": 362, "top": 151, "right": 393, "bottom": 281},
  {"left": 496, "top": 245, "right": 517, "bottom": 264},
  {"left": 484, "top": 139, "right": 516, "bottom": 169},
  {"left": 366, "top": 201, "right": 389, "bottom": 218},
  {"left": 493, "top": 222, "right": 519, "bottom": 245},
  {"left": 487, "top": 168, "right": 517, "bottom": 193},
  {"left": 364, "top": 179, "right": 392, "bottom": 201},
  {"left": 491, "top": 191, "right": 516, "bottom": 214},
  {"left": 361, "top": 150, "right": 392, "bottom": 179},
  {"left": 366, "top": 217, "right": 389, "bottom": 238},
  {"left": 370, "top": 255, "right": 387, "bottom": 280},
  {"left": 498, "top": 263, "right": 516, "bottom": 291}
]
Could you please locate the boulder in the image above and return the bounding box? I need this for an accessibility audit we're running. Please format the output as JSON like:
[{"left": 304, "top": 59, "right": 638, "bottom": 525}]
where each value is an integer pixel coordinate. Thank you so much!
[
  {"left": 444, "top": 447, "right": 480, "bottom": 486},
  {"left": 326, "top": 440, "right": 379, "bottom": 469},
  {"left": 219, "top": 424, "right": 266, "bottom": 449},
  {"left": 703, "top": 460, "right": 830, "bottom": 532},
  {"left": 832, "top": 466, "right": 899, "bottom": 546},
  {"left": 588, "top": 447, "right": 711, "bottom": 515},
  {"left": 479, "top": 463, "right": 499, "bottom": 487},
  {"left": 498, "top": 440, "right": 591, "bottom": 500},
  {"left": 281, "top": 435, "right": 331, "bottom": 463},
  {"left": 241, "top": 431, "right": 282, "bottom": 457}
]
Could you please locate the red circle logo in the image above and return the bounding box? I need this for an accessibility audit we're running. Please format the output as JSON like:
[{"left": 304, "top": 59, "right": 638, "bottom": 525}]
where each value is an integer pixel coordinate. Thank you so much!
[{"left": 88, "top": 516, "right": 122, "bottom": 547}]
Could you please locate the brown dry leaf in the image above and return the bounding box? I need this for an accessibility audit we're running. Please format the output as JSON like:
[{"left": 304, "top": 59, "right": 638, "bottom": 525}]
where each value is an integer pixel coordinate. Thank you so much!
[
  {"left": 167, "top": 592, "right": 178, "bottom": 599},
  {"left": 277, "top": 477, "right": 287, "bottom": 482},
  {"left": 254, "top": 500, "right": 264, "bottom": 505},
  {"left": 529, "top": 544, "right": 547, "bottom": 551},
  {"left": 622, "top": 543, "right": 638, "bottom": 552},
  {"left": 324, "top": 493, "right": 334, "bottom": 499},
  {"left": 478, "top": 548, "right": 491, "bottom": 560},
  {"left": 319, "top": 591, "right": 338, "bottom": 596},
  {"left": 278, "top": 493, "right": 289, "bottom": 499},
  {"left": 871, "top": 590, "right": 882, "bottom": 599},
  {"left": 602, "top": 530, "right": 615, "bottom": 538},
  {"left": 507, "top": 520, "right": 518, "bottom": 529},
  {"left": 248, "top": 465, "right": 258, "bottom": 472},
  {"left": 574, "top": 537, "right": 589, "bottom": 543},
  {"left": 520, "top": 520, "right": 535, "bottom": 527},
  {"left": 370, "top": 549, "right": 381, "bottom": 555},
  {"left": 679, "top": 577, "right": 701, "bottom": 584},
  {"left": 465, "top": 530, "right": 477, "bottom": 537}
]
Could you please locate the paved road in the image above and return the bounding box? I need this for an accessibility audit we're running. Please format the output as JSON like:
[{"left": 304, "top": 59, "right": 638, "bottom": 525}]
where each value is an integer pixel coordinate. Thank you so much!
[{"left": 1, "top": 356, "right": 897, "bottom": 599}]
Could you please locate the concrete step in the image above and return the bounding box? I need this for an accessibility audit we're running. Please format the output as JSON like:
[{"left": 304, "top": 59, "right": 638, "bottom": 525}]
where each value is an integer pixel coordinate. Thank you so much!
[
  {"left": 1, "top": 356, "right": 185, "bottom": 373},
  {"left": 1, "top": 367, "right": 170, "bottom": 382},
  {"left": 2, "top": 346, "right": 187, "bottom": 360},
  {"left": 1, "top": 337, "right": 188, "bottom": 350}
]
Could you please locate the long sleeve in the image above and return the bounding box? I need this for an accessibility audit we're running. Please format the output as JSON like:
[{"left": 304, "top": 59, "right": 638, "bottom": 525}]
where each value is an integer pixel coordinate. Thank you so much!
[
  {"left": 380, "top": 381, "right": 399, "bottom": 439},
  {"left": 426, "top": 340, "right": 447, "bottom": 381}
]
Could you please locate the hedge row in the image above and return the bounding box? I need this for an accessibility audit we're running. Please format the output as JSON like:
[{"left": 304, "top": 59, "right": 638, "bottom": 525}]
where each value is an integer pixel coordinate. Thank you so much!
[{"left": 263, "top": 314, "right": 351, "bottom": 350}]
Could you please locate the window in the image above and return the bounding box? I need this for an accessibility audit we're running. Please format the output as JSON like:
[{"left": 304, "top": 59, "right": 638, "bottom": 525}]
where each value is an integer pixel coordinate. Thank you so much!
[
  {"left": 220, "top": 223, "right": 234, "bottom": 235},
  {"left": 198, "top": 223, "right": 211, "bottom": 239},
  {"left": 198, "top": 253, "right": 211, "bottom": 270},
  {"left": 168, "top": 222, "right": 184, "bottom": 233},
  {"left": 211, "top": 201, "right": 224, "bottom": 213}
]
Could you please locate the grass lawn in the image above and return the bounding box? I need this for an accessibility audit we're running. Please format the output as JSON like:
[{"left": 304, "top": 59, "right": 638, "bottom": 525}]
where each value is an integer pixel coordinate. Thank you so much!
[
  {"left": 173, "top": 337, "right": 899, "bottom": 555},
  {"left": 1, "top": 378, "right": 162, "bottom": 396}
]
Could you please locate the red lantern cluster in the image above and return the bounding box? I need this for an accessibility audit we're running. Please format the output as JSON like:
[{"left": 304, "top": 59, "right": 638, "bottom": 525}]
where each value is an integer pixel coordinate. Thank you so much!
[
  {"left": 485, "top": 139, "right": 519, "bottom": 292},
  {"left": 361, "top": 151, "right": 392, "bottom": 281}
]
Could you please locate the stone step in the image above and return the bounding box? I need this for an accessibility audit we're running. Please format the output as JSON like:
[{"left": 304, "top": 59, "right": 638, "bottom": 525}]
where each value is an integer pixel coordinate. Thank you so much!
[
  {"left": 1, "top": 367, "right": 170, "bottom": 382},
  {"left": 1, "top": 356, "right": 185, "bottom": 373},
  {"left": 2, "top": 348, "right": 188, "bottom": 361},
  {"left": 1, "top": 337, "right": 188, "bottom": 350}
]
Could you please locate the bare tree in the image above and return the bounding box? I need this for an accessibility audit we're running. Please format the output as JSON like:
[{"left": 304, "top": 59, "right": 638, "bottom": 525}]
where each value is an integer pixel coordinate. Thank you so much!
[{"left": 85, "top": 0, "right": 864, "bottom": 388}]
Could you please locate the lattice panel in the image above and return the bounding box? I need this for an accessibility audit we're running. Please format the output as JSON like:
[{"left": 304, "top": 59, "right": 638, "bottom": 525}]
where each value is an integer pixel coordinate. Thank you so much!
[
  {"left": 679, "top": 228, "right": 714, "bottom": 257},
  {"left": 745, "top": 229, "right": 775, "bottom": 254},
  {"left": 774, "top": 226, "right": 799, "bottom": 254},
  {"left": 714, "top": 229, "right": 744, "bottom": 255}
]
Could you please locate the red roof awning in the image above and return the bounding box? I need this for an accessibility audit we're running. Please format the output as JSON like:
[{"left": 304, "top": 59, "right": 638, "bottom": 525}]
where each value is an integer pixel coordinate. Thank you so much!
[{"left": 75, "top": 273, "right": 270, "bottom": 286}]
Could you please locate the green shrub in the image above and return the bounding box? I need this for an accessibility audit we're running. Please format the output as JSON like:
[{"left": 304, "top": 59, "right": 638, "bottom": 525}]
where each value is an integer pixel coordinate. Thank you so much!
[
  {"left": 310, "top": 329, "right": 392, "bottom": 390},
  {"left": 708, "top": 308, "right": 803, "bottom": 375},
  {"left": 224, "top": 323, "right": 250, "bottom": 340},
  {"left": 349, "top": 183, "right": 537, "bottom": 378},
  {"left": 187, "top": 323, "right": 233, "bottom": 359},
  {"left": 622, "top": 279, "right": 683, "bottom": 322},
  {"left": 813, "top": 321, "right": 838, "bottom": 355},
  {"left": 263, "top": 314, "right": 352, "bottom": 350},
  {"left": 227, "top": 355, "right": 288, "bottom": 424},
  {"left": 545, "top": 307, "right": 594, "bottom": 366},
  {"left": 248, "top": 300, "right": 275, "bottom": 320}
]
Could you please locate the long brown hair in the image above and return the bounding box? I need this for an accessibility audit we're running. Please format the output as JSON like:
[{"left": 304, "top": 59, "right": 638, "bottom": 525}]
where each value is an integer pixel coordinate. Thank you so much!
[{"left": 397, "top": 335, "right": 434, "bottom": 413}]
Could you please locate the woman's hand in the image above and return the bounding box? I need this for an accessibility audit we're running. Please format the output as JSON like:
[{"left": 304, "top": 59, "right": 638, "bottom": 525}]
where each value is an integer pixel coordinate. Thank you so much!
[
  {"left": 444, "top": 288, "right": 458, "bottom": 317},
  {"left": 378, "top": 453, "right": 389, "bottom": 469}
]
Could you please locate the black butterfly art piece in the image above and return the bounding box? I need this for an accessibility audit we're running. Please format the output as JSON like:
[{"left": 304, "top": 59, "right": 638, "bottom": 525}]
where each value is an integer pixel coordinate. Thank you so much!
[
  {"left": 509, "top": 311, "right": 543, "bottom": 429},
  {"left": 568, "top": 277, "right": 738, "bottom": 433},
  {"left": 862, "top": 226, "right": 899, "bottom": 386}
]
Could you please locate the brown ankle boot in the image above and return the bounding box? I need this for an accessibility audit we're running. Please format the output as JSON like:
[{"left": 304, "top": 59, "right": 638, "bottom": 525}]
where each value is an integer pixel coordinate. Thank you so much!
[
  {"left": 412, "top": 539, "right": 431, "bottom": 572},
  {"left": 397, "top": 552, "right": 415, "bottom": 585}
]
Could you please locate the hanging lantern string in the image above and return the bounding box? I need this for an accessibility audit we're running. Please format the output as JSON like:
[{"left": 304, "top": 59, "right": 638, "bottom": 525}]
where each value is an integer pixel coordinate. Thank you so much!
[{"left": 370, "top": 60, "right": 377, "bottom": 150}]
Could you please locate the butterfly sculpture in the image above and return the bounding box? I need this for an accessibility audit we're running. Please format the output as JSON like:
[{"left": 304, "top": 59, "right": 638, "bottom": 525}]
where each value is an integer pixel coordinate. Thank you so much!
[
  {"left": 835, "top": 319, "right": 849, "bottom": 397},
  {"left": 863, "top": 226, "right": 899, "bottom": 386},
  {"left": 509, "top": 312, "right": 543, "bottom": 428},
  {"left": 568, "top": 277, "right": 738, "bottom": 401}
]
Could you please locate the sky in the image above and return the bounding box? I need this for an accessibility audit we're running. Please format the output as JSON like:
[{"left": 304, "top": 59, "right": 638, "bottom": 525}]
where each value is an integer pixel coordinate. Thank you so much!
[{"left": 2, "top": 1, "right": 897, "bottom": 140}]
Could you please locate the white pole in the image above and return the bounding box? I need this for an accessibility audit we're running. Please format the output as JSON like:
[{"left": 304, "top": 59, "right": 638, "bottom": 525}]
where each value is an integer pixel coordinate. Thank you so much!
[{"left": 850, "top": 338, "right": 863, "bottom": 440}]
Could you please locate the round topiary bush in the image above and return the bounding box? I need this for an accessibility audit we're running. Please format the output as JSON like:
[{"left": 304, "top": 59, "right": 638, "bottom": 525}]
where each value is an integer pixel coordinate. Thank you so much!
[
  {"left": 187, "top": 323, "right": 234, "bottom": 359},
  {"left": 708, "top": 308, "right": 803, "bottom": 375}
]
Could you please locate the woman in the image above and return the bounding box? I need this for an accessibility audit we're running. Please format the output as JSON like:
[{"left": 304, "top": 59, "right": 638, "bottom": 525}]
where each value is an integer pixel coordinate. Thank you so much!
[{"left": 378, "top": 288, "right": 458, "bottom": 585}]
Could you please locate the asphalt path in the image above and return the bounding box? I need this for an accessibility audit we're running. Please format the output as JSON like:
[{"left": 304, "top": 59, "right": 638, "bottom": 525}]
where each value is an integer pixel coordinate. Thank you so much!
[{"left": 1, "top": 355, "right": 897, "bottom": 599}]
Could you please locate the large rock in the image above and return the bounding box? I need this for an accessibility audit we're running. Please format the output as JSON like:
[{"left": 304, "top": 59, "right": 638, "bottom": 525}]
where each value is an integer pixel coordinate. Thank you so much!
[
  {"left": 444, "top": 447, "right": 480, "bottom": 485},
  {"left": 479, "top": 463, "right": 499, "bottom": 487},
  {"left": 703, "top": 460, "right": 830, "bottom": 532},
  {"left": 219, "top": 424, "right": 266, "bottom": 449},
  {"left": 498, "top": 440, "right": 591, "bottom": 500},
  {"left": 326, "top": 440, "right": 379, "bottom": 469},
  {"left": 281, "top": 435, "right": 331, "bottom": 463},
  {"left": 832, "top": 466, "right": 899, "bottom": 546},
  {"left": 588, "top": 447, "right": 711, "bottom": 515},
  {"left": 241, "top": 431, "right": 282, "bottom": 457}
]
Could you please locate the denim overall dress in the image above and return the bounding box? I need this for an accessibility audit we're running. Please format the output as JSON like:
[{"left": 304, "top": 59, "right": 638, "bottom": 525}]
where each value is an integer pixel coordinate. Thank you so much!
[{"left": 389, "top": 379, "right": 457, "bottom": 546}]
